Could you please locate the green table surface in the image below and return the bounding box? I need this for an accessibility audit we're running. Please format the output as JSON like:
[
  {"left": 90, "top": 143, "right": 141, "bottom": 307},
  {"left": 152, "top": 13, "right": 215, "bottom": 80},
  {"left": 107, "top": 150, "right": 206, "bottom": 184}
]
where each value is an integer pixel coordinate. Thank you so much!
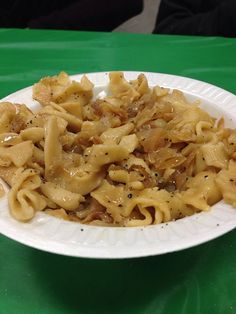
[{"left": 0, "top": 28, "right": 235, "bottom": 314}]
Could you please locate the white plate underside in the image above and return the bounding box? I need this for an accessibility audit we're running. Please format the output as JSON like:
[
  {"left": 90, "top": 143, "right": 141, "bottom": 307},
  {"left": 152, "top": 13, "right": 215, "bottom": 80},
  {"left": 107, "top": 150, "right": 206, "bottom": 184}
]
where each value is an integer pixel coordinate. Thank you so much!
[{"left": 0, "top": 71, "right": 236, "bottom": 259}]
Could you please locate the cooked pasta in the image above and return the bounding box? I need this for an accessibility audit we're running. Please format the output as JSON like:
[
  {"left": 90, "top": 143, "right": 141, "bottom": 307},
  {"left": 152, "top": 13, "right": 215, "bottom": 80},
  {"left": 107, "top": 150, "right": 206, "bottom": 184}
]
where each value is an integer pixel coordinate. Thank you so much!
[
  {"left": 0, "top": 71, "right": 235, "bottom": 226},
  {"left": 0, "top": 183, "right": 5, "bottom": 198}
]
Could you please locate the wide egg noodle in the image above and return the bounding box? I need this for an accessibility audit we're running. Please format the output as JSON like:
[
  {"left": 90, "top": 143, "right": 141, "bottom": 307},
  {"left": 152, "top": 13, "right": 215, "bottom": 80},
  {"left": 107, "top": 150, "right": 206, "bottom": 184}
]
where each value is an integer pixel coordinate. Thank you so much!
[
  {"left": 40, "top": 182, "right": 84, "bottom": 211},
  {"left": 216, "top": 160, "right": 236, "bottom": 206},
  {"left": 100, "top": 122, "right": 134, "bottom": 144},
  {"left": 44, "top": 116, "right": 62, "bottom": 180},
  {"left": 8, "top": 168, "right": 47, "bottom": 221},
  {"left": 181, "top": 171, "right": 222, "bottom": 211},
  {"left": 0, "top": 141, "right": 33, "bottom": 167}
]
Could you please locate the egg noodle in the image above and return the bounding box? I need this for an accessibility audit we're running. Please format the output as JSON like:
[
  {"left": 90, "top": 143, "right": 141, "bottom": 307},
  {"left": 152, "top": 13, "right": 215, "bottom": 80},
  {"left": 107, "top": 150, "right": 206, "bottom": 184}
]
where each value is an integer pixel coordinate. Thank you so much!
[{"left": 0, "top": 72, "right": 235, "bottom": 226}]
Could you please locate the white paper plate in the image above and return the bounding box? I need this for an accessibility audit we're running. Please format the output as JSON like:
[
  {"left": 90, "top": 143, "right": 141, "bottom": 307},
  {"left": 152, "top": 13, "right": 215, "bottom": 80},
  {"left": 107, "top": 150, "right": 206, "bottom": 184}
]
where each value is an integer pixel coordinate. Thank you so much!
[{"left": 0, "top": 71, "right": 236, "bottom": 259}]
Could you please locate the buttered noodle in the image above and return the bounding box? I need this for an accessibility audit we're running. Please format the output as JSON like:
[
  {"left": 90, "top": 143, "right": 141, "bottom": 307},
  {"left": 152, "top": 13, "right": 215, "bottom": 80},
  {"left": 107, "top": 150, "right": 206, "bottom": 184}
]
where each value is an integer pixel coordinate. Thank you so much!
[{"left": 0, "top": 72, "right": 236, "bottom": 226}]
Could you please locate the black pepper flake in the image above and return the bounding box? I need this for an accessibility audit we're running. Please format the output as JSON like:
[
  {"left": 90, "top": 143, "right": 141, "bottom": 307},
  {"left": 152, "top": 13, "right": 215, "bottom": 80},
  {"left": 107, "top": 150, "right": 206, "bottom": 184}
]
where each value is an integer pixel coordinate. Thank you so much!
[
  {"left": 230, "top": 179, "right": 234, "bottom": 182},
  {"left": 155, "top": 173, "right": 158, "bottom": 177},
  {"left": 204, "top": 175, "right": 208, "bottom": 178},
  {"left": 80, "top": 228, "right": 84, "bottom": 232},
  {"left": 127, "top": 193, "right": 133, "bottom": 199},
  {"left": 161, "top": 226, "right": 164, "bottom": 229},
  {"left": 216, "top": 224, "right": 219, "bottom": 227},
  {"left": 118, "top": 204, "right": 122, "bottom": 207},
  {"left": 202, "top": 157, "right": 205, "bottom": 161},
  {"left": 105, "top": 152, "right": 108, "bottom": 155},
  {"left": 84, "top": 154, "right": 88, "bottom": 157}
]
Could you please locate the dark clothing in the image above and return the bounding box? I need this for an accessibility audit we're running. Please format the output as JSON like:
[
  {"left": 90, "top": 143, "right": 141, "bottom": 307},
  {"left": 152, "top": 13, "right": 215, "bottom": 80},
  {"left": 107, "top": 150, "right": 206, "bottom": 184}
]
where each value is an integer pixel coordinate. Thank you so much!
[
  {"left": 0, "top": 0, "right": 143, "bottom": 31},
  {"left": 154, "top": 0, "right": 236, "bottom": 37}
]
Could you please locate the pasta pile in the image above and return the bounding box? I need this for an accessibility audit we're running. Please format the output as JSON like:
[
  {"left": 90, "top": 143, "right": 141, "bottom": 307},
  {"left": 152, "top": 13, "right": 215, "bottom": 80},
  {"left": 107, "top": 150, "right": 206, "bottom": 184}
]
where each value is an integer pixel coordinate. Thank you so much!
[{"left": 0, "top": 71, "right": 236, "bottom": 227}]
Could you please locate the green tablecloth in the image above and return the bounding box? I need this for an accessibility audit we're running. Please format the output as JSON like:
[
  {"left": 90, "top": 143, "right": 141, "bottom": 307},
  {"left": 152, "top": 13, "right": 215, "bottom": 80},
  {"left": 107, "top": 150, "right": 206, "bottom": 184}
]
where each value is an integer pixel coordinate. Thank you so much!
[{"left": 0, "top": 28, "right": 235, "bottom": 314}]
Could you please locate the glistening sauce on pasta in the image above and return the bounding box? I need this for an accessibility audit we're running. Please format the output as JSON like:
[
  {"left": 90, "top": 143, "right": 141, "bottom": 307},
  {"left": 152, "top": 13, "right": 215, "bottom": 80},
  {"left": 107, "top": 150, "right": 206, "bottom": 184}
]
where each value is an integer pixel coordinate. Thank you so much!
[{"left": 0, "top": 72, "right": 235, "bottom": 227}]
